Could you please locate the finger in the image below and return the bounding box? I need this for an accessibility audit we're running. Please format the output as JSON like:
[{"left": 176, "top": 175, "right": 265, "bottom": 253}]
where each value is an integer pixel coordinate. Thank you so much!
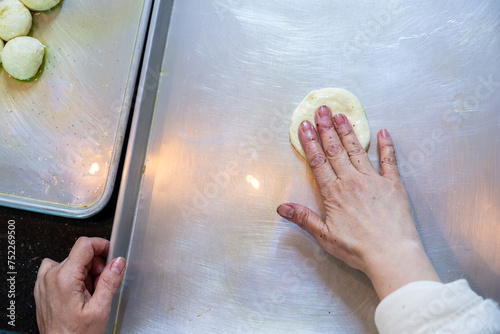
[
  {"left": 90, "top": 256, "right": 107, "bottom": 277},
  {"left": 94, "top": 274, "right": 101, "bottom": 288},
  {"left": 37, "top": 258, "right": 59, "bottom": 279},
  {"left": 86, "top": 256, "right": 106, "bottom": 294},
  {"left": 298, "top": 121, "right": 338, "bottom": 192},
  {"left": 85, "top": 274, "right": 94, "bottom": 294},
  {"left": 88, "top": 257, "right": 126, "bottom": 315},
  {"left": 65, "top": 237, "right": 110, "bottom": 273},
  {"left": 315, "top": 106, "right": 356, "bottom": 176},
  {"left": 277, "top": 202, "right": 326, "bottom": 239},
  {"left": 332, "top": 113, "right": 374, "bottom": 175},
  {"left": 377, "top": 129, "right": 401, "bottom": 181}
]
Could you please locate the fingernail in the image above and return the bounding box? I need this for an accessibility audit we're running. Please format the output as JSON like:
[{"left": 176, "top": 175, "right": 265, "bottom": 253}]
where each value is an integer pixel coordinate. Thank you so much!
[
  {"left": 301, "top": 121, "right": 312, "bottom": 132},
  {"left": 318, "top": 105, "right": 330, "bottom": 118},
  {"left": 380, "top": 129, "right": 389, "bottom": 138},
  {"left": 333, "top": 113, "right": 346, "bottom": 127},
  {"left": 277, "top": 204, "right": 294, "bottom": 219},
  {"left": 110, "top": 257, "right": 126, "bottom": 275}
]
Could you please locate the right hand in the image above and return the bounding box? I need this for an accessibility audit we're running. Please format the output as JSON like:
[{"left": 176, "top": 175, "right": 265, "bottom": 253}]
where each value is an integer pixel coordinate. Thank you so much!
[
  {"left": 34, "top": 237, "right": 126, "bottom": 334},
  {"left": 277, "top": 106, "right": 440, "bottom": 299}
]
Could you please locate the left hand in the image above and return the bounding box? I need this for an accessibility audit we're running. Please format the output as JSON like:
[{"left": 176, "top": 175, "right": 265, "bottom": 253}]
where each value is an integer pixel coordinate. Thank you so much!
[{"left": 34, "top": 237, "right": 126, "bottom": 334}]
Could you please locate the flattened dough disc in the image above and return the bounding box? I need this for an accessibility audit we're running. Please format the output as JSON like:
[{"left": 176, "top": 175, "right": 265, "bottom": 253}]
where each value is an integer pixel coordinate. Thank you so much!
[{"left": 289, "top": 88, "right": 370, "bottom": 159}]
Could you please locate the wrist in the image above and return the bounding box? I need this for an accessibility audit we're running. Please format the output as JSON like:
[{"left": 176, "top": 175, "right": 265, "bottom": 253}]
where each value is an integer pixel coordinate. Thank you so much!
[{"left": 364, "top": 240, "right": 440, "bottom": 300}]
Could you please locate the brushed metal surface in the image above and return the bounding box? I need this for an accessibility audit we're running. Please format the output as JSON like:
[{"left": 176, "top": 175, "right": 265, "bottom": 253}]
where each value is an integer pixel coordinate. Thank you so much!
[
  {"left": 109, "top": 0, "right": 500, "bottom": 332},
  {"left": 0, "top": 0, "right": 152, "bottom": 217}
]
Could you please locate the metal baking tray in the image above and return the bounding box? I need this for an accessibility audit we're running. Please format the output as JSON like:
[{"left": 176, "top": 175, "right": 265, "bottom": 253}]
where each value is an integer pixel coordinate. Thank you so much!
[
  {"left": 107, "top": 0, "right": 500, "bottom": 332},
  {"left": 0, "top": 0, "right": 153, "bottom": 217}
]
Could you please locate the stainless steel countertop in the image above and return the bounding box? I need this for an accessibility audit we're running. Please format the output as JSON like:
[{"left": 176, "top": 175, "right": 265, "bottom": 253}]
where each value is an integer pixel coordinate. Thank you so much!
[
  {"left": 109, "top": 0, "right": 500, "bottom": 332},
  {"left": 0, "top": 0, "right": 152, "bottom": 217}
]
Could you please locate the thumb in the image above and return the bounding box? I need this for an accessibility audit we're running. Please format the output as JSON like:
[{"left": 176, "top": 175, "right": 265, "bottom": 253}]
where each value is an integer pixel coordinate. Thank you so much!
[
  {"left": 88, "top": 257, "right": 126, "bottom": 314},
  {"left": 277, "top": 202, "right": 325, "bottom": 236}
]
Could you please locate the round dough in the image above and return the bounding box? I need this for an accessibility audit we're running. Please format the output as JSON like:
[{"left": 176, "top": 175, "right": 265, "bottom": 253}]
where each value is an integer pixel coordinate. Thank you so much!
[
  {"left": 0, "top": 0, "right": 32, "bottom": 41},
  {"left": 289, "top": 88, "right": 370, "bottom": 159},
  {"left": 2, "top": 36, "right": 44, "bottom": 80},
  {"left": 0, "top": 39, "right": 4, "bottom": 64},
  {"left": 19, "top": 0, "right": 60, "bottom": 11}
]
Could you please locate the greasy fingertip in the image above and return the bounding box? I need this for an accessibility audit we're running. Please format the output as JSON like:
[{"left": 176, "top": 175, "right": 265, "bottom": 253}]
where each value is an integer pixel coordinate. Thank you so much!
[
  {"left": 301, "top": 120, "right": 312, "bottom": 132},
  {"left": 377, "top": 129, "right": 395, "bottom": 150},
  {"left": 277, "top": 203, "right": 294, "bottom": 219},
  {"left": 110, "top": 257, "right": 126, "bottom": 276},
  {"left": 378, "top": 128, "right": 390, "bottom": 139},
  {"left": 333, "top": 113, "right": 347, "bottom": 127},
  {"left": 318, "top": 105, "right": 331, "bottom": 117}
]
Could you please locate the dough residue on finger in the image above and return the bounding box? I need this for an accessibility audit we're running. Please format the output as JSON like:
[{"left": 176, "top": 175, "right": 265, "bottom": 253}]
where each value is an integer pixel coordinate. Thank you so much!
[{"left": 289, "top": 88, "right": 370, "bottom": 159}]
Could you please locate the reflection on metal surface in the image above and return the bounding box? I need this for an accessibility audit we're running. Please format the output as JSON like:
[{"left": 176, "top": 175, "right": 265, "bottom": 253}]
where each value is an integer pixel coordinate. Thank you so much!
[
  {"left": 0, "top": 0, "right": 152, "bottom": 217},
  {"left": 89, "top": 163, "right": 100, "bottom": 175},
  {"left": 109, "top": 0, "right": 500, "bottom": 333},
  {"left": 246, "top": 175, "right": 260, "bottom": 190}
]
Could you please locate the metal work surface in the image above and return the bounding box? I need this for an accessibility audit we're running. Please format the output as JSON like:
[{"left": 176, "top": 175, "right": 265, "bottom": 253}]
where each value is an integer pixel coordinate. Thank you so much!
[
  {"left": 0, "top": 0, "right": 152, "bottom": 217},
  {"left": 109, "top": 0, "right": 500, "bottom": 332}
]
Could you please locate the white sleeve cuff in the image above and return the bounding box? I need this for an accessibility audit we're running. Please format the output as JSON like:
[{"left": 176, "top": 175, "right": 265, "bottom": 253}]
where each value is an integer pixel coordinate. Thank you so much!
[{"left": 374, "top": 279, "right": 500, "bottom": 334}]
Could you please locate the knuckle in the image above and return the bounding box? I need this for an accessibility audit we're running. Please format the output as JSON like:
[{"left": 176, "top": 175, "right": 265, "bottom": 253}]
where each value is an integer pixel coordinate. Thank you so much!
[
  {"left": 325, "top": 144, "right": 345, "bottom": 158},
  {"left": 382, "top": 153, "right": 398, "bottom": 165},
  {"left": 53, "top": 271, "right": 66, "bottom": 286},
  {"left": 346, "top": 146, "right": 365, "bottom": 157},
  {"left": 75, "top": 236, "right": 90, "bottom": 246},
  {"left": 294, "top": 208, "right": 310, "bottom": 229},
  {"left": 318, "top": 122, "right": 335, "bottom": 132},
  {"left": 338, "top": 126, "right": 354, "bottom": 137},
  {"left": 73, "top": 237, "right": 91, "bottom": 253},
  {"left": 308, "top": 153, "right": 328, "bottom": 169}
]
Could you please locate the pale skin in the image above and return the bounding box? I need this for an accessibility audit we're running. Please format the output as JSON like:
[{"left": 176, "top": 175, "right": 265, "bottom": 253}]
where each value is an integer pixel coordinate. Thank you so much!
[
  {"left": 277, "top": 105, "right": 440, "bottom": 300},
  {"left": 34, "top": 237, "right": 126, "bottom": 334}
]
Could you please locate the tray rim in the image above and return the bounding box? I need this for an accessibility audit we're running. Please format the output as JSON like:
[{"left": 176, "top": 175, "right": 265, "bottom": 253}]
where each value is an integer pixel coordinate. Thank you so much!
[
  {"left": 0, "top": 0, "right": 154, "bottom": 219},
  {"left": 105, "top": 0, "right": 175, "bottom": 331}
]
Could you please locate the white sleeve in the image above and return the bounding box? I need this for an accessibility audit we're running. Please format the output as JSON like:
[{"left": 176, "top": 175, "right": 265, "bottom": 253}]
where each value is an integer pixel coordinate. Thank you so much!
[{"left": 374, "top": 279, "right": 500, "bottom": 334}]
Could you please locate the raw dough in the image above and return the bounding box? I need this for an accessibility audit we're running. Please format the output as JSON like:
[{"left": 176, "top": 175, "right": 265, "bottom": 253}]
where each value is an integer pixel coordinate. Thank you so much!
[
  {"left": 289, "top": 88, "right": 370, "bottom": 159},
  {"left": 0, "top": 38, "right": 3, "bottom": 64},
  {"left": 19, "top": 0, "right": 60, "bottom": 11},
  {"left": 2, "top": 36, "right": 44, "bottom": 80},
  {"left": 0, "top": 0, "right": 32, "bottom": 41}
]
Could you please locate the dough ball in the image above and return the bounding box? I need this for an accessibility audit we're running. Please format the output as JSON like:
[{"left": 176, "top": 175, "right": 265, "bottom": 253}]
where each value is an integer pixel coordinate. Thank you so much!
[
  {"left": 2, "top": 36, "right": 44, "bottom": 80},
  {"left": 0, "top": 38, "right": 4, "bottom": 64},
  {"left": 19, "top": 0, "right": 60, "bottom": 11},
  {"left": 289, "top": 88, "right": 370, "bottom": 159},
  {"left": 0, "top": 0, "right": 32, "bottom": 41}
]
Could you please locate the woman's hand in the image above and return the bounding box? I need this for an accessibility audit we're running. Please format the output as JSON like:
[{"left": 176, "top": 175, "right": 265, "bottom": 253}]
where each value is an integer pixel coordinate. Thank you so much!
[
  {"left": 34, "top": 237, "right": 126, "bottom": 334},
  {"left": 277, "top": 106, "right": 440, "bottom": 299}
]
